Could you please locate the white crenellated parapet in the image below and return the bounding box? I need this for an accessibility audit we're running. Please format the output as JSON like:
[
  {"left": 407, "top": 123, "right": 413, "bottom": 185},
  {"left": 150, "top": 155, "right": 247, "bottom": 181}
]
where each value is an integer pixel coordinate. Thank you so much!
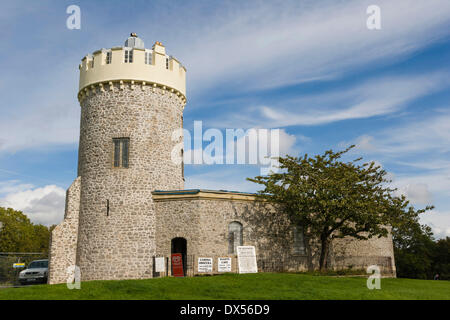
[{"left": 78, "top": 41, "right": 186, "bottom": 101}]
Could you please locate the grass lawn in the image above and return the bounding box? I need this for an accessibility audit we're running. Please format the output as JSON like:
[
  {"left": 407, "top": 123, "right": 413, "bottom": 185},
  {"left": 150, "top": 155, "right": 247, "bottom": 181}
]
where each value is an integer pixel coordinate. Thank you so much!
[{"left": 0, "top": 273, "right": 448, "bottom": 300}]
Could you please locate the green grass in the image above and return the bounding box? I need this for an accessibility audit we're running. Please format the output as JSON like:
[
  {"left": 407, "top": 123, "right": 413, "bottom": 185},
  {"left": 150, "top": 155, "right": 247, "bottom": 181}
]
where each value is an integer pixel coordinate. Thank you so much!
[{"left": 0, "top": 273, "right": 448, "bottom": 300}]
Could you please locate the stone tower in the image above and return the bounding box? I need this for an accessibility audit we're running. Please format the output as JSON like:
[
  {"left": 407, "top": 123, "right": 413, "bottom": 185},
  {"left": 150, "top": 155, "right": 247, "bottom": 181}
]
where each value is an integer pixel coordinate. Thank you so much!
[
  {"left": 73, "top": 34, "right": 186, "bottom": 281},
  {"left": 48, "top": 34, "right": 397, "bottom": 285}
]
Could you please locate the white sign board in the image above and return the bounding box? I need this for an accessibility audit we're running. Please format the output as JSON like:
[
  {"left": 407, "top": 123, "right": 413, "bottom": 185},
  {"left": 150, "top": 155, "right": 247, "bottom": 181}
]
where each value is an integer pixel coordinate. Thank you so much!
[
  {"left": 155, "top": 257, "right": 165, "bottom": 273},
  {"left": 237, "top": 246, "right": 258, "bottom": 274},
  {"left": 198, "top": 257, "right": 213, "bottom": 273},
  {"left": 218, "top": 257, "right": 232, "bottom": 272}
]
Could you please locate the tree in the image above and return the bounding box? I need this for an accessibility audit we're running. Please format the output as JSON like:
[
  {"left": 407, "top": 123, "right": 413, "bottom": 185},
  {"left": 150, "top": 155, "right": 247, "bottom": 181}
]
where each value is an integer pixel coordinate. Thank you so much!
[
  {"left": 0, "top": 207, "right": 52, "bottom": 254},
  {"left": 432, "top": 237, "right": 450, "bottom": 280},
  {"left": 392, "top": 219, "right": 435, "bottom": 279},
  {"left": 248, "top": 146, "right": 432, "bottom": 271}
]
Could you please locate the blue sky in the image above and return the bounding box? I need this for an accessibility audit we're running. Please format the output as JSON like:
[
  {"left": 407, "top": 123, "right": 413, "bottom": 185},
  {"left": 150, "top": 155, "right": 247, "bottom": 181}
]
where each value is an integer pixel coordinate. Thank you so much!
[{"left": 0, "top": 0, "right": 449, "bottom": 238}]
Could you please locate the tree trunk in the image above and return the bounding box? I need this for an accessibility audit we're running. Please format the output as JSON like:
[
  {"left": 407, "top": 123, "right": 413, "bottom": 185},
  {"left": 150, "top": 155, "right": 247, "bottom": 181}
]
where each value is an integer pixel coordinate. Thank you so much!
[{"left": 319, "top": 235, "right": 329, "bottom": 271}]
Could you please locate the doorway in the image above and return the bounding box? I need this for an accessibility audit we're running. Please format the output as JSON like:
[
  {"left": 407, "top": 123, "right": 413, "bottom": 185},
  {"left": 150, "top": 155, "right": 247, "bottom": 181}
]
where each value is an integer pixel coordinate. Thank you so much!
[{"left": 171, "top": 237, "right": 187, "bottom": 276}]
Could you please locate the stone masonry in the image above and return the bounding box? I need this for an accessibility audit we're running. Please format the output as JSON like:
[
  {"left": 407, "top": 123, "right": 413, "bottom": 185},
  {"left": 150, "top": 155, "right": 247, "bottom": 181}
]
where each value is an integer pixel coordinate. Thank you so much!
[
  {"left": 48, "top": 177, "right": 81, "bottom": 284},
  {"left": 48, "top": 35, "right": 396, "bottom": 283},
  {"left": 153, "top": 191, "right": 396, "bottom": 276},
  {"left": 75, "top": 83, "right": 184, "bottom": 281}
]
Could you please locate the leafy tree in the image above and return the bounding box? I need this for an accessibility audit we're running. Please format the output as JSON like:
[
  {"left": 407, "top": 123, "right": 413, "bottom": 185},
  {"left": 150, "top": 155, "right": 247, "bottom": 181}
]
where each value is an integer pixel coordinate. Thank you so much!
[
  {"left": 432, "top": 237, "right": 450, "bottom": 280},
  {"left": 0, "top": 207, "right": 51, "bottom": 254},
  {"left": 248, "top": 146, "right": 432, "bottom": 270},
  {"left": 393, "top": 220, "right": 435, "bottom": 279}
]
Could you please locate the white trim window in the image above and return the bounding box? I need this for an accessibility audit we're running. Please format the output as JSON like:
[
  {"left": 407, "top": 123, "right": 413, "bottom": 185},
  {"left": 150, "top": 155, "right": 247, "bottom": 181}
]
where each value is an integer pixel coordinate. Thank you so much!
[
  {"left": 145, "top": 51, "right": 152, "bottom": 65},
  {"left": 106, "top": 51, "right": 112, "bottom": 64},
  {"left": 124, "top": 49, "right": 133, "bottom": 63}
]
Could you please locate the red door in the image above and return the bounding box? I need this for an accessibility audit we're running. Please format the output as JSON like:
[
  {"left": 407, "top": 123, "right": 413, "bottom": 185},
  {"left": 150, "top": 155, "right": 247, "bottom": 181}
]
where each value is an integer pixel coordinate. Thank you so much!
[{"left": 171, "top": 253, "right": 184, "bottom": 277}]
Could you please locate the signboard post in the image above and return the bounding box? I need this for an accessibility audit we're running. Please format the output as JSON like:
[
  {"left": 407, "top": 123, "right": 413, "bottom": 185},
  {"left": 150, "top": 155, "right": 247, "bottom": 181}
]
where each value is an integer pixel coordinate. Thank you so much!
[
  {"left": 197, "top": 257, "right": 213, "bottom": 273},
  {"left": 237, "top": 246, "right": 258, "bottom": 274},
  {"left": 218, "top": 257, "right": 232, "bottom": 272},
  {"left": 171, "top": 253, "right": 184, "bottom": 277},
  {"left": 155, "top": 257, "right": 165, "bottom": 273}
]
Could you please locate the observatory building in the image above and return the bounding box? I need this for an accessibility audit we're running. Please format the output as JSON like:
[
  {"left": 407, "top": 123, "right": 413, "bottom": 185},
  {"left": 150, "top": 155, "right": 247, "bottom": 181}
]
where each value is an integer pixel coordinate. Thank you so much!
[{"left": 48, "top": 34, "right": 396, "bottom": 283}]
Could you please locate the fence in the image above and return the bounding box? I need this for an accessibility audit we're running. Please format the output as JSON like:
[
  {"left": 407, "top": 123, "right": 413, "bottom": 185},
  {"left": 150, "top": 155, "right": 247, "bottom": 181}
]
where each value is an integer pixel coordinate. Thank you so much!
[
  {"left": 0, "top": 253, "right": 47, "bottom": 287},
  {"left": 0, "top": 253, "right": 393, "bottom": 285},
  {"left": 152, "top": 254, "right": 394, "bottom": 277},
  {"left": 332, "top": 255, "right": 393, "bottom": 273},
  {"left": 257, "top": 254, "right": 309, "bottom": 273},
  {"left": 152, "top": 254, "right": 195, "bottom": 277}
]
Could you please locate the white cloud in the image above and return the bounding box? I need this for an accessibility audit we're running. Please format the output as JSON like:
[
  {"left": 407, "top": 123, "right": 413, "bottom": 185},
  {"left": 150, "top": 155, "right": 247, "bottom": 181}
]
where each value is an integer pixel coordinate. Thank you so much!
[
  {"left": 420, "top": 210, "right": 450, "bottom": 239},
  {"left": 183, "top": 128, "right": 298, "bottom": 165},
  {"left": 207, "top": 71, "right": 448, "bottom": 129},
  {"left": 174, "top": 0, "right": 450, "bottom": 95},
  {"left": 351, "top": 111, "right": 450, "bottom": 156},
  {"left": 1, "top": 0, "right": 449, "bottom": 153},
  {"left": 185, "top": 167, "right": 259, "bottom": 193},
  {"left": 356, "top": 135, "right": 377, "bottom": 152},
  {"left": 345, "top": 112, "right": 450, "bottom": 239},
  {"left": 0, "top": 182, "right": 65, "bottom": 226},
  {"left": 0, "top": 99, "right": 80, "bottom": 153},
  {"left": 278, "top": 129, "right": 297, "bottom": 156},
  {"left": 396, "top": 183, "right": 433, "bottom": 205},
  {"left": 0, "top": 180, "right": 34, "bottom": 195},
  {"left": 393, "top": 170, "right": 450, "bottom": 201}
]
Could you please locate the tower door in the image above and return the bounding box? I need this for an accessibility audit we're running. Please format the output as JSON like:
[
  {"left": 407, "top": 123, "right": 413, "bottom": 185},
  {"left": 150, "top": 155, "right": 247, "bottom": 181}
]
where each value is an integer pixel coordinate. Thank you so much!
[{"left": 171, "top": 237, "right": 187, "bottom": 275}]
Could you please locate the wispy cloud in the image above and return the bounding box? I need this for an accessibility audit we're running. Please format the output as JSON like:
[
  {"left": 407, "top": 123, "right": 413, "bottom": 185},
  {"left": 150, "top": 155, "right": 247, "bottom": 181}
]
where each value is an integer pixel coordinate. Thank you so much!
[
  {"left": 208, "top": 71, "right": 448, "bottom": 128},
  {"left": 174, "top": 0, "right": 450, "bottom": 95},
  {"left": 185, "top": 167, "right": 260, "bottom": 193},
  {"left": 345, "top": 112, "right": 450, "bottom": 238},
  {"left": 0, "top": 180, "right": 65, "bottom": 226},
  {"left": 352, "top": 110, "right": 450, "bottom": 155},
  {"left": 1, "top": 0, "right": 450, "bottom": 153}
]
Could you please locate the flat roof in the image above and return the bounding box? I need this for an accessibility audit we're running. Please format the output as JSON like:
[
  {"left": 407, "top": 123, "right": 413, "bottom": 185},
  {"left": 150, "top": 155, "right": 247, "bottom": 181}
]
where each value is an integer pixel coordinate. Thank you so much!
[{"left": 152, "top": 189, "right": 259, "bottom": 201}]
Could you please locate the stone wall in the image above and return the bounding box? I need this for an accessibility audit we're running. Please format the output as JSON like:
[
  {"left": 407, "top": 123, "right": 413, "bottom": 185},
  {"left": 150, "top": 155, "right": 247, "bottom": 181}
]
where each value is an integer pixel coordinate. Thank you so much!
[
  {"left": 331, "top": 230, "right": 396, "bottom": 275},
  {"left": 76, "top": 83, "right": 184, "bottom": 281},
  {"left": 48, "top": 177, "right": 81, "bottom": 284},
  {"left": 154, "top": 196, "right": 396, "bottom": 276}
]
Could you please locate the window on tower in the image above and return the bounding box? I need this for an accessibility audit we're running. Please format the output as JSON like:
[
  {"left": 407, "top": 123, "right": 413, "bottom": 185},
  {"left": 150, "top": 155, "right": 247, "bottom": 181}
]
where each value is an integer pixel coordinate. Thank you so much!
[
  {"left": 124, "top": 49, "right": 133, "bottom": 63},
  {"left": 145, "top": 51, "right": 152, "bottom": 65},
  {"left": 106, "top": 51, "right": 112, "bottom": 64},
  {"left": 166, "top": 57, "right": 169, "bottom": 69},
  {"left": 113, "top": 138, "right": 130, "bottom": 168}
]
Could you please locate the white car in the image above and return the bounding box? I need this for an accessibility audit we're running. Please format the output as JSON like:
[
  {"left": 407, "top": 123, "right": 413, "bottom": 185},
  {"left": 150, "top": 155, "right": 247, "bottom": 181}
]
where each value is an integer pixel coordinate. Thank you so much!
[{"left": 18, "top": 259, "right": 48, "bottom": 285}]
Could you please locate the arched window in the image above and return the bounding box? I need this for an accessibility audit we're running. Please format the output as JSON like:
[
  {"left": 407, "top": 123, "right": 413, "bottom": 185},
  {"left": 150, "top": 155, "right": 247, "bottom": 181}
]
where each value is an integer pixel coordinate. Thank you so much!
[
  {"left": 293, "top": 226, "right": 306, "bottom": 255},
  {"left": 228, "top": 221, "right": 243, "bottom": 254}
]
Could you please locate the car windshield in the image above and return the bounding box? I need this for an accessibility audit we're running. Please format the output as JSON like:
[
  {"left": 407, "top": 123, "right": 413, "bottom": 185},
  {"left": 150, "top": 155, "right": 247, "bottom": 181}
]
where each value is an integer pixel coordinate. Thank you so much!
[{"left": 28, "top": 261, "right": 48, "bottom": 269}]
